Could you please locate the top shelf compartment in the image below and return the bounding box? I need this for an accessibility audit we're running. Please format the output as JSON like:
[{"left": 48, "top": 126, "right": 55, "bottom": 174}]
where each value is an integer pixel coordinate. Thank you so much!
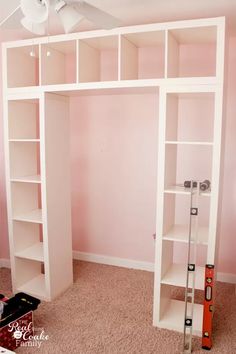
[
  {"left": 7, "top": 45, "right": 39, "bottom": 88},
  {"left": 120, "top": 31, "right": 165, "bottom": 80},
  {"left": 167, "top": 26, "right": 217, "bottom": 78},
  {"left": 41, "top": 40, "right": 76, "bottom": 85},
  {"left": 78, "top": 36, "right": 118, "bottom": 83}
]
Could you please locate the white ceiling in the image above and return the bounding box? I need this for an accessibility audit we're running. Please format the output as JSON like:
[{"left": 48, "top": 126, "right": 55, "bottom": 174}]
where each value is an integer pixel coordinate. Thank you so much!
[{"left": 0, "top": 0, "right": 236, "bottom": 37}]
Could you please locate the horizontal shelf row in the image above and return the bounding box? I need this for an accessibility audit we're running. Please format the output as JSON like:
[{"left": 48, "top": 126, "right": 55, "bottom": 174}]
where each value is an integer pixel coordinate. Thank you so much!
[
  {"left": 13, "top": 238, "right": 204, "bottom": 295},
  {"left": 158, "top": 299, "right": 203, "bottom": 336},
  {"left": 13, "top": 208, "right": 42, "bottom": 223},
  {"left": 162, "top": 224, "right": 208, "bottom": 245},
  {"left": 9, "top": 139, "right": 214, "bottom": 145},
  {"left": 15, "top": 242, "right": 44, "bottom": 262},
  {"left": 161, "top": 263, "right": 204, "bottom": 290},
  {"left": 10, "top": 174, "right": 41, "bottom": 184},
  {"left": 164, "top": 185, "right": 211, "bottom": 197},
  {"left": 165, "top": 141, "right": 213, "bottom": 146},
  {"left": 6, "top": 24, "right": 218, "bottom": 88},
  {"left": 9, "top": 139, "right": 40, "bottom": 142}
]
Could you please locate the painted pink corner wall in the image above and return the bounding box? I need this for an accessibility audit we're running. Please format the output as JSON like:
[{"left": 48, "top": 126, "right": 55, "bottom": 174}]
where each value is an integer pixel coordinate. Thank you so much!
[
  {"left": 0, "top": 34, "right": 236, "bottom": 275},
  {"left": 70, "top": 94, "right": 158, "bottom": 261}
]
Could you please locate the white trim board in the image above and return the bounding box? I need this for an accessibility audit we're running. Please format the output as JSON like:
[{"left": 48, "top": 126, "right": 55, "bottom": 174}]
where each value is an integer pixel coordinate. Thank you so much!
[
  {"left": 0, "top": 258, "right": 11, "bottom": 268},
  {"left": 1, "top": 254, "right": 236, "bottom": 284},
  {"left": 216, "top": 272, "right": 236, "bottom": 284},
  {"left": 73, "top": 251, "right": 154, "bottom": 272}
]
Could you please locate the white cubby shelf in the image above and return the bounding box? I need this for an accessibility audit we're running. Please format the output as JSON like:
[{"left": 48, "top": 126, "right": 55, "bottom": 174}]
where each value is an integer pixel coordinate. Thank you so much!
[
  {"left": 161, "top": 263, "right": 205, "bottom": 290},
  {"left": 152, "top": 16, "right": 224, "bottom": 336},
  {"left": 158, "top": 298, "right": 203, "bottom": 336},
  {"left": 162, "top": 224, "right": 209, "bottom": 245},
  {"left": 13, "top": 209, "right": 43, "bottom": 224},
  {"left": 17, "top": 274, "right": 47, "bottom": 300},
  {"left": 10, "top": 175, "right": 41, "bottom": 184},
  {"left": 3, "top": 17, "right": 224, "bottom": 89},
  {"left": 164, "top": 185, "right": 211, "bottom": 197},
  {"left": 15, "top": 242, "right": 44, "bottom": 262},
  {"left": 3, "top": 17, "right": 225, "bottom": 330}
]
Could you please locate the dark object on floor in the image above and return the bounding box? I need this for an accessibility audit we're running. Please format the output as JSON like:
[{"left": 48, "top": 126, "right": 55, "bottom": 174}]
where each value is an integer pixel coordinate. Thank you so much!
[
  {"left": 0, "top": 292, "right": 40, "bottom": 328},
  {"left": 0, "top": 293, "right": 40, "bottom": 351}
]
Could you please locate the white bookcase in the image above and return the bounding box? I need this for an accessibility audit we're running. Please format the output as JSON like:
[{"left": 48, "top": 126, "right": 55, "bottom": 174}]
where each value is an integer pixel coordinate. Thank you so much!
[
  {"left": 2, "top": 16, "right": 225, "bottom": 330},
  {"left": 3, "top": 94, "right": 72, "bottom": 301},
  {"left": 153, "top": 84, "right": 224, "bottom": 335}
]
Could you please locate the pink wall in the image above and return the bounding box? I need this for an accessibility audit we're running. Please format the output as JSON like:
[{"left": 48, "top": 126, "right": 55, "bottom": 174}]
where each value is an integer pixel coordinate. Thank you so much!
[
  {"left": 70, "top": 94, "right": 158, "bottom": 261},
  {"left": 0, "top": 34, "right": 236, "bottom": 275}
]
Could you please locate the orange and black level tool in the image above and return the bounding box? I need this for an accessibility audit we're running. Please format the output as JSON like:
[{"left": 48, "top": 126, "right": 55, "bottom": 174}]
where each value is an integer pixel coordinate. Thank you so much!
[{"left": 202, "top": 264, "right": 215, "bottom": 350}]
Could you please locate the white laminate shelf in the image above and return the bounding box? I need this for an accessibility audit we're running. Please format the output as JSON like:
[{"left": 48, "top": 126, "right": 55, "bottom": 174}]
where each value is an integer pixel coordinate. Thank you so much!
[
  {"left": 10, "top": 175, "right": 41, "bottom": 183},
  {"left": 161, "top": 263, "right": 205, "bottom": 290},
  {"left": 163, "top": 224, "right": 208, "bottom": 245},
  {"left": 13, "top": 209, "right": 43, "bottom": 224},
  {"left": 158, "top": 299, "right": 203, "bottom": 336},
  {"left": 17, "top": 274, "right": 47, "bottom": 300},
  {"left": 5, "top": 77, "right": 218, "bottom": 96},
  {"left": 15, "top": 242, "right": 44, "bottom": 262},
  {"left": 9, "top": 139, "right": 40, "bottom": 142},
  {"left": 164, "top": 185, "right": 211, "bottom": 197},
  {"left": 165, "top": 140, "right": 213, "bottom": 146}
]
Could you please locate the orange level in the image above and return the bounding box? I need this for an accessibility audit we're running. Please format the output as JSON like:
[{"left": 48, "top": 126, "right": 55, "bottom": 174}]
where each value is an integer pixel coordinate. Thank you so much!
[{"left": 202, "top": 264, "right": 215, "bottom": 350}]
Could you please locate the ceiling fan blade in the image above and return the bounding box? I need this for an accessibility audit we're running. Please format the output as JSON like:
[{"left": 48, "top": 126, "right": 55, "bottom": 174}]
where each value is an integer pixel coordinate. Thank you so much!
[
  {"left": 70, "top": 1, "right": 122, "bottom": 29},
  {"left": 0, "top": 5, "right": 21, "bottom": 28}
]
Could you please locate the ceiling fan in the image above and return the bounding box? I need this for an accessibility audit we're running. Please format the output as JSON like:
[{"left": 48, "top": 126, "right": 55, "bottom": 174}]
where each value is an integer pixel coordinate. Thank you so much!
[{"left": 0, "top": 0, "right": 122, "bottom": 35}]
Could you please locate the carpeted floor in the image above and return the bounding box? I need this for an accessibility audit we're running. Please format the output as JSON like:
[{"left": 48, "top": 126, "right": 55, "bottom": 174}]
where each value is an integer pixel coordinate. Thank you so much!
[{"left": 0, "top": 261, "right": 236, "bottom": 354}]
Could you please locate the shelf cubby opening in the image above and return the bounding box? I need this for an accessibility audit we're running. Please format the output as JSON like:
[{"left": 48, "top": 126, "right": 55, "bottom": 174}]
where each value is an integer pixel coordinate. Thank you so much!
[
  {"left": 41, "top": 40, "right": 76, "bottom": 85},
  {"left": 160, "top": 240, "right": 206, "bottom": 290},
  {"left": 167, "top": 26, "right": 217, "bottom": 78},
  {"left": 8, "top": 99, "right": 40, "bottom": 140},
  {"left": 13, "top": 221, "right": 44, "bottom": 262},
  {"left": 162, "top": 193, "right": 210, "bottom": 245},
  {"left": 164, "top": 143, "right": 213, "bottom": 194},
  {"left": 9, "top": 141, "right": 41, "bottom": 181},
  {"left": 7, "top": 45, "right": 39, "bottom": 88},
  {"left": 158, "top": 284, "right": 203, "bottom": 335},
  {"left": 15, "top": 258, "right": 46, "bottom": 299},
  {"left": 11, "top": 182, "right": 42, "bottom": 223},
  {"left": 120, "top": 31, "right": 165, "bottom": 80},
  {"left": 78, "top": 36, "right": 118, "bottom": 82},
  {"left": 165, "top": 92, "right": 215, "bottom": 143}
]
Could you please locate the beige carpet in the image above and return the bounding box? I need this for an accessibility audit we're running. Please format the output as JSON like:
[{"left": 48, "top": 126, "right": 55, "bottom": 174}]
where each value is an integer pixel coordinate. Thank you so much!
[{"left": 0, "top": 261, "right": 235, "bottom": 354}]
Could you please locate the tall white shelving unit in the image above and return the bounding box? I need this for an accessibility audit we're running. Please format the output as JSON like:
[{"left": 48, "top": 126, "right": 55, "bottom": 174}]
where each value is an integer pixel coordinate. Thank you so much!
[{"left": 2, "top": 17, "right": 225, "bottom": 336}]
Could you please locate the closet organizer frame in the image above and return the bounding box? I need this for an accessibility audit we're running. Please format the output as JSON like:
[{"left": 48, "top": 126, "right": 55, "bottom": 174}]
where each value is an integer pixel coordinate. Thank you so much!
[
  {"left": 2, "top": 16, "right": 225, "bottom": 333},
  {"left": 3, "top": 16, "right": 224, "bottom": 91}
]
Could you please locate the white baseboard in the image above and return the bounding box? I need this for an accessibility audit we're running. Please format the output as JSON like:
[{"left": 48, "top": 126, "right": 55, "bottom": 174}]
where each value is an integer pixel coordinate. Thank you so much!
[
  {"left": 73, "top": 251, "right": 154, "bottom": 272},
  {"left": 0, "top": 258, "right": 11, "bottom": 268},
  {"left": 1, "top": 254, "right": 236, "bottom": 285},
  {"left": 216, "top": 272, "right": 236, "bottom": 284}
]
